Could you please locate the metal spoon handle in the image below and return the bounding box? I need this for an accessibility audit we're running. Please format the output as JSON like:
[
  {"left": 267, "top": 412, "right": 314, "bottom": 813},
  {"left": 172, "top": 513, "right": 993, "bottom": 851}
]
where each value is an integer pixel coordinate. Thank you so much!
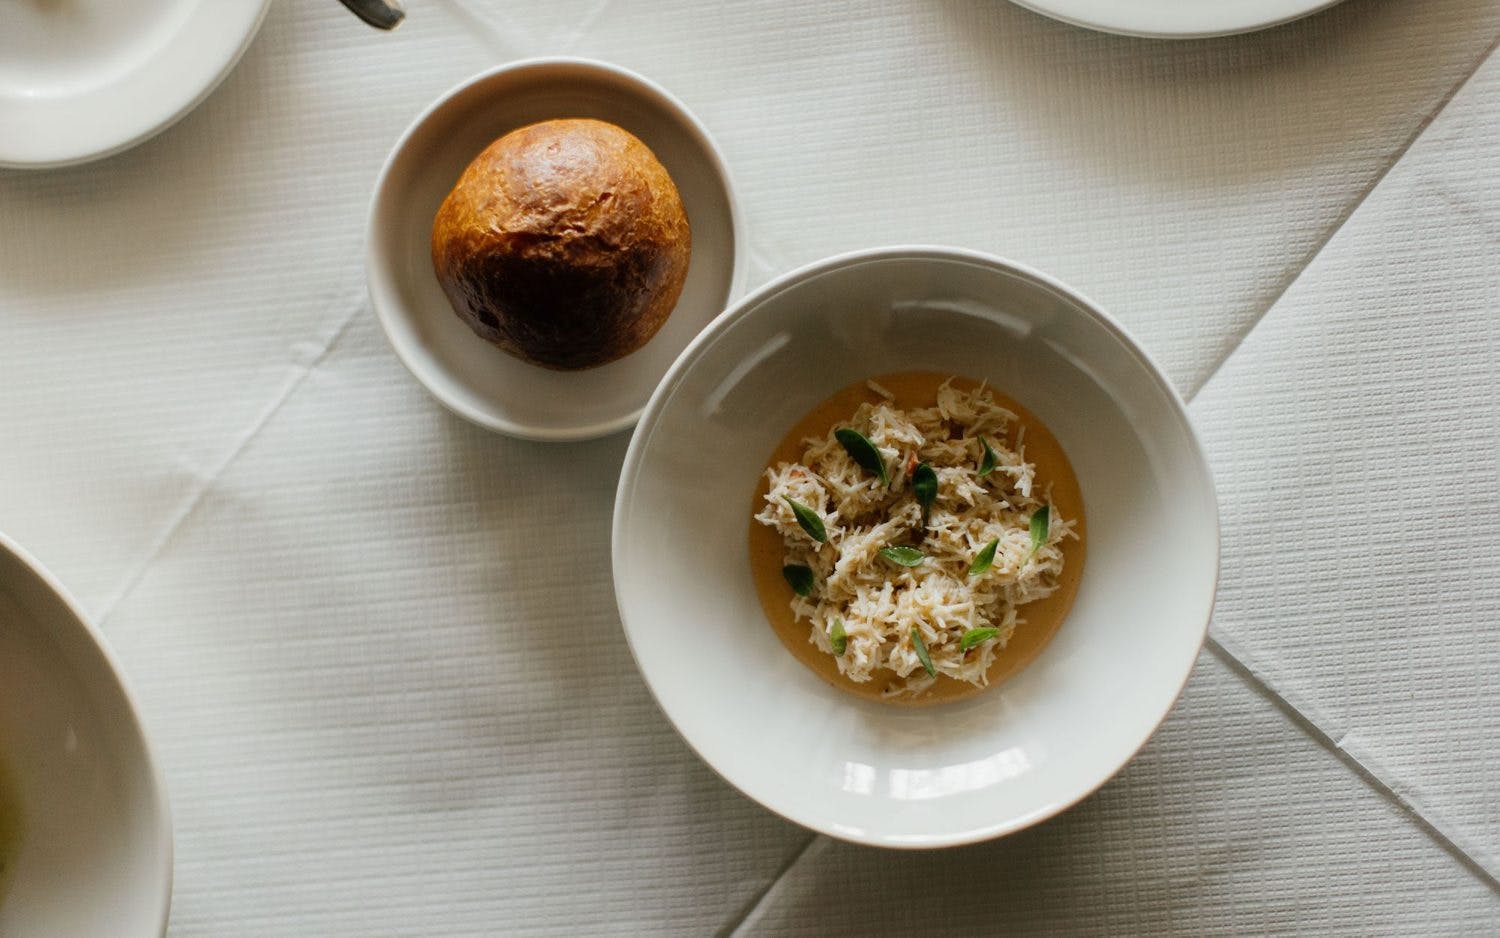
[{"left": 338, "top": 0, "right": 406, "bottom": 30}]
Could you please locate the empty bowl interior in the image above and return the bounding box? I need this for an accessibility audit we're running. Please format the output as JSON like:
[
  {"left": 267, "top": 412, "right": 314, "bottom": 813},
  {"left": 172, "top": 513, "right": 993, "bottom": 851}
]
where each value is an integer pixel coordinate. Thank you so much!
[
  {"left": 0, "top": 542, "right": 170, "bottom": 934},
  {"left": 368, "top": 59, "right": 742, "bottom": 440},
  {"left": 614, "top": 249, "right": 1217, "bottom": 846}
]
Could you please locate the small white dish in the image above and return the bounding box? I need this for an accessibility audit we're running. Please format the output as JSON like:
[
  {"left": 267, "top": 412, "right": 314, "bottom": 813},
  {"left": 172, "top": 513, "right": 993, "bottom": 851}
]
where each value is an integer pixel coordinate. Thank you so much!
[
  {"left": 0, "top": 0, "right": 270, "bottom": 169},
  {"left": 613, "top": 246, "right": 1218, "bottom": 848},
  {"left": 1009, "top": 0, "right": 1344, "bottom": 38},
  {"left": 368, "top": 58, "right": 746, "bottom": 442},
  {"left": 0, "top": 534, "right": 172, "bottom": 935}
]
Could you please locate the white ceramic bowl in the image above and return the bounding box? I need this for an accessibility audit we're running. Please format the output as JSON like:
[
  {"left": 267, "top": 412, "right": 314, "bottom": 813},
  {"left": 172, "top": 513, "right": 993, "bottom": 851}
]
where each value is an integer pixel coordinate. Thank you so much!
[
  {"left": 613, "top": 246, "right": 1218, "bottom": 848},
  {"left": 1008, "top": 0, "right": 1343, "bottom": 38},
  {"left": 0, "top": 535, "right": 172, "bottom": 935},
  {"left": 0, "top": 0, "right": 269, "bottom": 168},
  {"left": 368, "top": 58, "right": 746, "bottom": 442}
]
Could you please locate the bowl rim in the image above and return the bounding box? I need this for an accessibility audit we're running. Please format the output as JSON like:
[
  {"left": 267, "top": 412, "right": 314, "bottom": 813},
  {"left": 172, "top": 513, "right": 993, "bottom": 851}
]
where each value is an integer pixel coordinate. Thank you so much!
[
  {"left": 612, "top": 244, "right": 1220, "bottom": 848},
  {"left": 0, "top": 531, "right": 174, "bottom": 933},
  {"left": 364, "top": 56, "right": 748, "bottom": 442},
  {"left": 0, "top": 0, "right": 272, "bottom": 170},
  {"left": 1006, "top": 0, "right": 1343, "bottom": 39}
]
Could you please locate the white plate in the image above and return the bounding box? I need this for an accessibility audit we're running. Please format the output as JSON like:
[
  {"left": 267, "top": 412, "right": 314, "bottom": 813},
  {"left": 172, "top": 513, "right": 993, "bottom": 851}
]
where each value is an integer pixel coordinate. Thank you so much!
[
  {"left": 613, "top": 247, "right": 1218, "bottom": 847},
  {"left": 0, "top": 0, "right": 269, "bottom": 168},
  {"left": 0, "top": 535, "right": 172, "bottom": 934},
  {"left": 368, "top": 58, "right": 746, "bottom": 442},
  {"left": 1010, "top": 0, "right": 1345, "bottom": 38}
]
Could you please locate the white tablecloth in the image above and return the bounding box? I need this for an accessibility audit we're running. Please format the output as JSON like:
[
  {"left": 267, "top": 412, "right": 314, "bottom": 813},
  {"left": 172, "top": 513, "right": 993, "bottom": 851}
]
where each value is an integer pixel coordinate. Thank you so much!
[{"left": 1, "top": 1, "right": 1497, "bottom": 933}]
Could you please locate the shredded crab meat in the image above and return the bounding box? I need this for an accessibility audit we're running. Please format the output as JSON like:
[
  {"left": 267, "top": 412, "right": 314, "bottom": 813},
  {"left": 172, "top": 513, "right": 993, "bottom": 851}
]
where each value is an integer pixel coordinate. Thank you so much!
[{"left": 756, "top": 379, "right": 1075, "bottom": 697}]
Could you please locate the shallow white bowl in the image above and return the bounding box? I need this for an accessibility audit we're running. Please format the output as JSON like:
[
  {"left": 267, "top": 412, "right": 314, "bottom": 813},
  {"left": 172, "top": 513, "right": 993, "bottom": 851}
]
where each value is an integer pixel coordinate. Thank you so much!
[
  {"left": 0, "top": 535, "right": 172, "bottom": 934},
  {"left": 1008, "top": 0, "right": 1343, "bottom": 38},
  {"left": 368, "top": 58, "right": 746, "bottom": 442},
  {"left": 0, "top": 0, "right": 269, "bottom": 168},
  {"left": 613, "top": 246, "right": 1218, "bottom": 848}
]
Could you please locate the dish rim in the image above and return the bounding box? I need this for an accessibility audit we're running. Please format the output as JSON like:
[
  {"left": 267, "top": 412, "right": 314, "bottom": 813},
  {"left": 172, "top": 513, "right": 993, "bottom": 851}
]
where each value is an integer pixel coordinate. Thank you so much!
[
  {"left": 0, "top": 0, "right": 271, "bottom": 170},
  {"left": 0, "top": 531, "right": 175, "bottom": 933},
  {"left": 1007, "top": 0, "right": 1344, "bottom": 39},
  {"left": 611, "top": 244, "right": 1220, "bottom": 848}
]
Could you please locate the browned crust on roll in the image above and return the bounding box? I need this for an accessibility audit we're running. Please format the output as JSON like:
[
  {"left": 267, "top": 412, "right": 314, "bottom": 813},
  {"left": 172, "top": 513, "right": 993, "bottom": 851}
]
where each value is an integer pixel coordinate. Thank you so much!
[{"left": 431, "top": 118, "right": 692, "bottom": 370}]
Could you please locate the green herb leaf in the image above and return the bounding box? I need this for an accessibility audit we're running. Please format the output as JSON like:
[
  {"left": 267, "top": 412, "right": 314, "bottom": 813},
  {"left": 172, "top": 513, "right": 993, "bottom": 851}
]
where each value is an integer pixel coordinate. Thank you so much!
[
  {"left": 959, "top": 627, "right": 1000, "bottom": 652},
  {"left": 978, "top": 437, "right": 998, "bottom": 478},
  {"left": 879, "top": 546, "right": 925, "bottom": 567},
  {"left": 835, "top": 428, "right": 889, "bottom": 487},
  {"left": 1029, "top": 505, "right": 1050, "bottom": 556},
  {"left": 830, "top": 618, "right": 847, "bottom": 656},
  {"left": 912, "top": 462, "right": 937, "bottom": 526},
  {"left": 968, "top": 539, "right": 999, "bottom": 576},
  {"left": 784, "top": 498, "right": 827, "bottom": 543},
  {"left": 782, "top": 564, "right": 815, "bottom": 597},
  {"left": 911, "top": 627, "right": 936, "bottom": 677}
]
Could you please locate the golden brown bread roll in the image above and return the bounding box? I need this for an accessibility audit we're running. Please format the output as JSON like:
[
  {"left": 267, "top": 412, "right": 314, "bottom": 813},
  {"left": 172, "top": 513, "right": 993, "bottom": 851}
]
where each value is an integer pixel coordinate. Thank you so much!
[{"left": 430, "top": 118, "right": 691, "bottom": 370}]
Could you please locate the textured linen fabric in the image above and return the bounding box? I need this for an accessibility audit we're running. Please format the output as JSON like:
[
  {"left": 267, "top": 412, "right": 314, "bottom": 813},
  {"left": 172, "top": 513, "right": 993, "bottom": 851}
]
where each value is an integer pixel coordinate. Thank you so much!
[
  {"left": 737, "top": 653, "right": 1499, "bottom": 937},
  {"left": 1192, "top": 50, "right": 1500, "bottom": 880},
  {"left": 102, "top": 320, "right": 811, "bottom": 936},
  {"left": 3, "top": 0, "right": 1499, "bottom": 607},
  {"left": 0, "top": 0, "right": 1497, "bottom": 933}
]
